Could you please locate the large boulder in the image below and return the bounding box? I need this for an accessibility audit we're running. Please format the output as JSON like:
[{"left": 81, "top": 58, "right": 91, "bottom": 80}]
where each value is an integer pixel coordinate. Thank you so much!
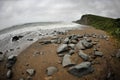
[
  {"left": 68, "top": 62, "right": 94, "bottom": 77},
  {"left": 46, "top": 66, "right": 58, "bottom": 76},
  {"left": 78, "top": 50, "right": 89, "bottom": 61},
  {"left": 76, "top": 41, "right": 85, "bottom": 50},
  {"left": 81, "top": 39, "right": 93, "bottom": 48},
  {"left": 57, "top": 44, "right": 68, "bottom": 53},
  {"left": 62, "top": 54, "right": 75, "bottom": 67}
]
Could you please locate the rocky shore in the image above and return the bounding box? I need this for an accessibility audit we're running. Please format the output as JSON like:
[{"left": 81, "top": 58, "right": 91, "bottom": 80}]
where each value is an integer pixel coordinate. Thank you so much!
[{"left": 0, "top": 26, "right": 120, "bottom": 80}]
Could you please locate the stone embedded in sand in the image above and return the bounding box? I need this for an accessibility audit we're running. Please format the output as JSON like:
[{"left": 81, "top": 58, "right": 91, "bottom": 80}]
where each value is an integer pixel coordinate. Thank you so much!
[
  {"left": 78, "top": 50, "right": 89, "bottom": 61},
  {"left": 19, "top": 78, "right": 24, "bottom": 80},
  {"left": 26, "top": 69, "right": 35, "bottom": 76},
  {"left": 6, "top": 69, "right": 13, "bottom": 79},
  {"left": 76, "top": 41, "right": 86, "bottom": 50},
  {"left": 46, "top": 66, "right": 58, "bottom": 76},
  {"left": 116, "top": 49, "right": 120, "bottom": 58},
  {"left": 94, "top": 51, "right": 103, "bottom": 57},
  {"left": 62, "top": 54, "right": 75, "bottom": 67},
  {"left": 68, "top": 62, "right": 94, "bottom": 77},
  {"left": 57, "top": 44, "right": 68, "bottom": 53}
]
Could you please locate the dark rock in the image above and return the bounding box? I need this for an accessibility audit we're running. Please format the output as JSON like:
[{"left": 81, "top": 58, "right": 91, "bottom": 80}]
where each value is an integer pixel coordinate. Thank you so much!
[
  {"left": 43, "top": 40, "right": 51, "bottom": 44},
  {"left": 26, "top": 69, "right": 35, "bottom": 76},
  {"left": 78, "top": 50, "right": 89, "bottom": 61},
  {"left": 0, "top": 52, "right": 4, "bottom": 62},
  {"left": 57, "top": 44, "right": 68, "bottom": 53},
  {"left": 94, "top": 51, "right": 103, "bottom": 57},
  {"left": 6, "top": 69, "right": 13, "bottom": 79},
  {"left": 62, "top": 54, "right": 75, "bottom": 67},
  {"left": 68, "top": 62, "right": 94, "bottom": 77},
  {"left": 46, "top": 66, "right": 58, "bottom": 76},
  {"left": 12, "top": 35, "right": 23, "bottom": 41},
  {"left": 27, "top": 39, "right": 33, "bottom": 41}
]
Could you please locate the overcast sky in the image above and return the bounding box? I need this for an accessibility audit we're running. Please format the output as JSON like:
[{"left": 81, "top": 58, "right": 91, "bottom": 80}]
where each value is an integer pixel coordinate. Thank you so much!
[{"left": 0, "top": 0, "right": 120, "bottom": 29}]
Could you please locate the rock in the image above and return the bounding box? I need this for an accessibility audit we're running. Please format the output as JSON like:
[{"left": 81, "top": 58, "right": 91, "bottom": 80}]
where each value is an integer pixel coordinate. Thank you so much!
[
  {"left": 33, "top": 51, "right": 40, "bottom": 56},
  {"left": 6, "top": 69, "right": 12, "bottom": 79},
  {"left": 78, "top": 50, "right": 89, "bottom": 61},
  {"left": 58, "top": 54, "right": 64, "bottom": 57},
  {"left": 6, "top": 55, "right": 17, "bottom": 69},
  {"left": 68, "top": 50, "right": 75, "bottom": 55},
  {"left": 62, "top": 54, "right": 75, "bottom": 67},
  {"left": 86, "top": 38, "right": 92, "bottom": 42},
  {"left": 12, "top": 35, "right": 23, "bottom": 41},
  {"left": 82, "top": 40, "right": 93, "bottom": 48},
  {"left": 76, "top": 41, "right": 85, "bottom": 50},
  {"left": 51, "top": 39, "right": 58, "bottom": 43},
  {"left": 26, "top": 69, "right": 35, "bottom": 76},
  {"left": 68, "top": 62, "right": 94, "bottom": 77},
  {"left": 8, "top": 55, "right": 17, "bottom": 60},
  {"left": 45, "top": 76, "right": 52, "bottom": 80},
  {"left": 27, "top": 39, "right": 33, "bottom": 41},
  {"left": 57, "top": 44, "right": 68, "bottom": 53},
  {"left": 77, "top": 35, "right": 83, "bottom": 38},
  {"left": 19, "top": 78, "right": 25, "bottom": 80},
  {"left": 94, "top": 51, "right": 103, "bottom": 57},
  {"left": 26, "top": 76, "right": 32, "bottom": 80},
  {"left": 63, "top": 37, "right": 69, "bottom": 44},
  {"left": 43, "top": 40, "right": 51, "bottom": 44},
  {"left": 116, "top": 49, "right": 120, "bottom": 58},
  {"left": 70, "top": 40, "right": 78, "bottom": 44},
  {"left": 68, "top": 44, "right": 75, "bottom": 49},
  {"left": 46, "top": 66, "right": 58, "bottom": 76},
  {"left": 0, "top": 52, "right": 4, "bottom": 62}
]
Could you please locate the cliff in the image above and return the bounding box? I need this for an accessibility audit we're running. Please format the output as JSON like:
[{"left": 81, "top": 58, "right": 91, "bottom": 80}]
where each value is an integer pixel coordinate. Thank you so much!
[{"left": 76, "top": 14, "right": 120, "bottom": 39}]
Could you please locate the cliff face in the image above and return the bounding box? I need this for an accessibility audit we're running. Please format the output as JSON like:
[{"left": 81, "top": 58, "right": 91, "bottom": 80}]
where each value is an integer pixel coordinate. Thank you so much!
[{"left": 76, "top": 14, "right": 120, "bottom": 39}]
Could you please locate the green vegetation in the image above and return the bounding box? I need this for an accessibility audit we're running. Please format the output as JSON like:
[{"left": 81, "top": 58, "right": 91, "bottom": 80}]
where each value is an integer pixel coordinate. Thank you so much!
[{"left": 76, "top": 14, "right": 120, "bottom": 39}]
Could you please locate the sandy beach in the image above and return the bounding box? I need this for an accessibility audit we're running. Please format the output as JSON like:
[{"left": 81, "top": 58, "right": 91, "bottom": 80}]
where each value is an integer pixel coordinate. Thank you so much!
[{"left": 0, "top": 26, "right": 120, "bottom": 80}]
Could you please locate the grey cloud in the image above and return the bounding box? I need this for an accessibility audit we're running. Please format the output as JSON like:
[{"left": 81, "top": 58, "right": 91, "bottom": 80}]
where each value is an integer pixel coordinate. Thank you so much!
[{"left": 0, "top": 0, "right": 120, "bottom": 29}]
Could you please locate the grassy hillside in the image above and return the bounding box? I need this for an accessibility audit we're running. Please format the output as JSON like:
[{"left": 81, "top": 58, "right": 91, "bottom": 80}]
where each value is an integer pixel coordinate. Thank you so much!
[{"left": 76, "top": 14, "right": 120, "bottom": 39}]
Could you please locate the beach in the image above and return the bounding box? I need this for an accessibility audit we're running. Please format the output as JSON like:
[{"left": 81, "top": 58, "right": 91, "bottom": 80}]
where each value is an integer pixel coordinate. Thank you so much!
[{"left": 1, "top": 25, "right": 120, "bottom": 80}]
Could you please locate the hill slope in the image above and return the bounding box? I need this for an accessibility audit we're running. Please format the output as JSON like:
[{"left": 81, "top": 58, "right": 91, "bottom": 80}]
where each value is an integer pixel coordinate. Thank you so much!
[{"left": 76, "top": 14, "right": 120, "bottom": 39}]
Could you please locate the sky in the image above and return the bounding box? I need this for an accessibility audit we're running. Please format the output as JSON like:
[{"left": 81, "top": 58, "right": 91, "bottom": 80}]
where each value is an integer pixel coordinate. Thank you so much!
[{"left": 0, "top": 0, "right": 120, "bottom": 29}]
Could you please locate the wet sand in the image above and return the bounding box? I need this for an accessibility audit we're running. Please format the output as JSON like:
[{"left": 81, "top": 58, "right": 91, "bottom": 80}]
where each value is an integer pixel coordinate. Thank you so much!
[{"left": 0, "top": 26, "right": 120, "bottom": 80}]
